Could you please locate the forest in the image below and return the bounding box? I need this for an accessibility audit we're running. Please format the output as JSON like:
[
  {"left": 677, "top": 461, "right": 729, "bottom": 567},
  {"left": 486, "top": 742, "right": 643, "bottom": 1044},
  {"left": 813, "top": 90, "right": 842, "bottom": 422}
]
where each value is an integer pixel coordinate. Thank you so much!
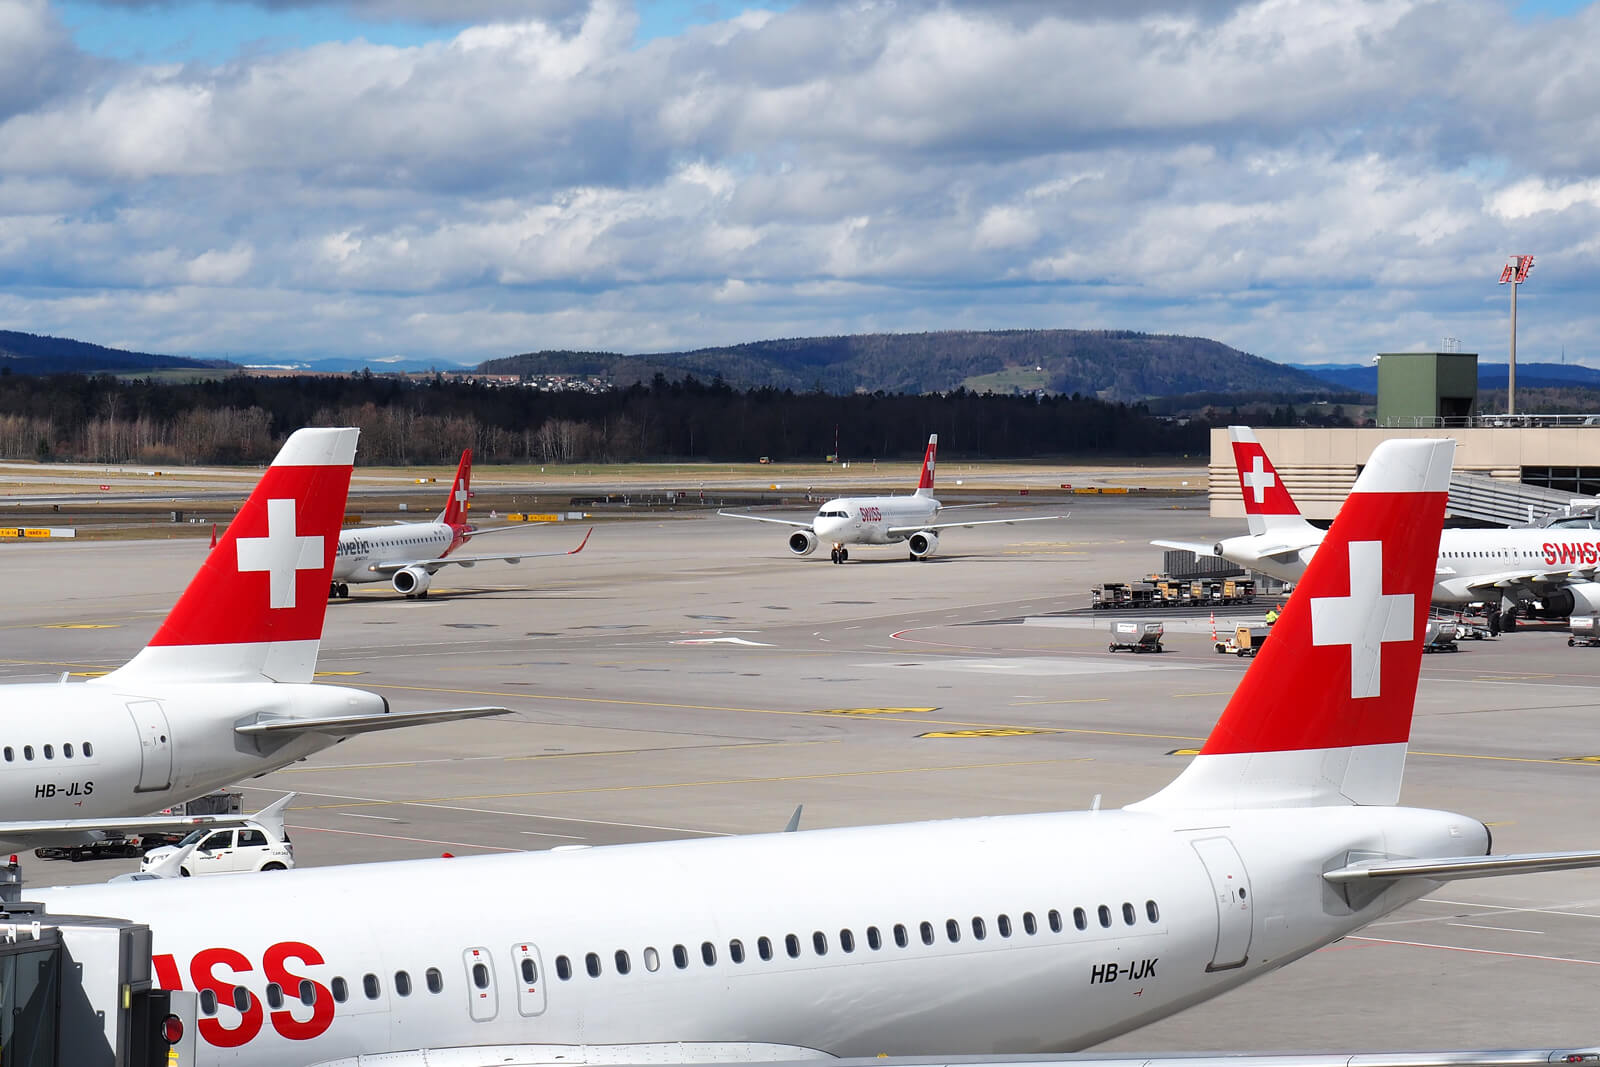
[{"left": 0, "top": 371, "right": 1232, "bottom": 466}]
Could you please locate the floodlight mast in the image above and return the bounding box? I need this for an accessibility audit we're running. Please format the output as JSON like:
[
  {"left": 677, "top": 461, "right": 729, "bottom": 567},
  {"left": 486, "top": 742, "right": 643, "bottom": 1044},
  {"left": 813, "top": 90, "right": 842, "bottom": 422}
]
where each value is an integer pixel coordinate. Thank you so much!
[{"left": 1498, "top": 254, "right": 1535, "bottom": 416}]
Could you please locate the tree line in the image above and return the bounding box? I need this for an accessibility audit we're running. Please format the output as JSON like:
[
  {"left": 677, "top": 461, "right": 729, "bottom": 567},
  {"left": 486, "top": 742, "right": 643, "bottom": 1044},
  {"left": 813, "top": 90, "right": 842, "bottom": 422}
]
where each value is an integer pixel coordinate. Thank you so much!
[{"left": 0, "top": 371, "right": 1219, "bottom": 466}]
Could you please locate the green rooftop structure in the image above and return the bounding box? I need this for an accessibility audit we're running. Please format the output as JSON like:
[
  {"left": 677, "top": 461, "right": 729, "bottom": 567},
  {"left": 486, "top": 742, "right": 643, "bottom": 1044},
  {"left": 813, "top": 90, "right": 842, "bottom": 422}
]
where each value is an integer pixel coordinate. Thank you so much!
[{"left": 1376, "top": 351, "right": 1478, "bottom": 426}]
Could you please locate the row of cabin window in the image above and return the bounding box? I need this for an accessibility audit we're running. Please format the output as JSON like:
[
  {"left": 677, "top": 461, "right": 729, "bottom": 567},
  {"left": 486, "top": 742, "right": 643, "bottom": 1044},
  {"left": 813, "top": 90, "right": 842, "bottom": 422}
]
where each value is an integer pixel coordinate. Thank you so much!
[
  {"left": 3, "top": 741, "right": 93, "bottom": 762},
  {"left": 553, "top": 901, "right": 1162, "bottom": 981},
  {"left": 199, "top": 956, "right": 540, "bottom": 1016}
]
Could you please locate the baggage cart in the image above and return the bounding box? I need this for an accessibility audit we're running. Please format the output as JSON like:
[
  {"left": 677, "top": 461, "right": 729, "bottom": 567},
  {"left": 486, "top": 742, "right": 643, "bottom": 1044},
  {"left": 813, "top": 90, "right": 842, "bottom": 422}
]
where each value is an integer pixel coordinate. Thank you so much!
[
  {"left": 1108, "top": 620, "right": 1165, "bottom": 653},
  {"left": 1215, "top": 624, "right": 1271, "bottom": 657},
  {"left": 1422, "top": 618, "right": 1459, "bottom": 653},
  {"left": 1570, "top": 615, "right": 1600, "bottom": 647}
]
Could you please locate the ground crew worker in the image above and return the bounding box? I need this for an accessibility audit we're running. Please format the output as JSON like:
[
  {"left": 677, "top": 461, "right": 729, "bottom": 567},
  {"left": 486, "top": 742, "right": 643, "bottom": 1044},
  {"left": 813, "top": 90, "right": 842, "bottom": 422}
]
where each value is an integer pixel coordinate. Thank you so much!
[{"left": 1264, "top": 606, "right": 1280, "bottom": 625}]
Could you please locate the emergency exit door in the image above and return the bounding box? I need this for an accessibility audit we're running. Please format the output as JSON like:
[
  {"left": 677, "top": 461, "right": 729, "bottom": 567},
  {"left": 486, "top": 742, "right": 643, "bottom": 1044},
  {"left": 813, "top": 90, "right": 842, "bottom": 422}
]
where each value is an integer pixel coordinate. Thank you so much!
[{"left": 1192, "top": 836, "right": 1253, "bottom": 971}]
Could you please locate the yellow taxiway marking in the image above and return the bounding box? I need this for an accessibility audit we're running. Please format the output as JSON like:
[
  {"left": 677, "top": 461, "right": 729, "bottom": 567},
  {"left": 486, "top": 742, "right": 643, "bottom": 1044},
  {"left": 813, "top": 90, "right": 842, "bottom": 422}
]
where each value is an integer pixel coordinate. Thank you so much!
[
  {"left": 356, "top": 684, "right": 1600, "bottom": 767},
  {"left": 280, "top": 739, "right": 844, "bottom": 774},
  {"left": 1167, "top": 748, "right": 1202, "bottom": 756},
  {"left": 360, "top": 682, "right": 1196, "bottom": 740},
  {"left": 40, "top": 623, "right": 120, "bottom": 630},
  {"left": 920, "top": 728, "right": 1056, "bottom": 738},
  {"left": 298, "top": 757, "right": 1089, "bottom": 809},
  {"left": 815, "top": 707, "right": 938, "bottom": 716},
  {"left": 68, "top": 670, "right": 110, "bottom": 678},
  {"left": 314, "top": 671, "right": 366, "bottom": 677},
  {"left": 0, "top": 659, "right": 120, "bottom": 670}
]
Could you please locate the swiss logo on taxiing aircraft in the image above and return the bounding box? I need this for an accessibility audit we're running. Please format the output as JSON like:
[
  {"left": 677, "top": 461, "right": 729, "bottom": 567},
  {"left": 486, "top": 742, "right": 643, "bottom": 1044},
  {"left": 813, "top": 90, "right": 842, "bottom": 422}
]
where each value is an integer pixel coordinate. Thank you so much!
[{"left": 1230, "top": 442, "right": 1297, "bottom": 515}]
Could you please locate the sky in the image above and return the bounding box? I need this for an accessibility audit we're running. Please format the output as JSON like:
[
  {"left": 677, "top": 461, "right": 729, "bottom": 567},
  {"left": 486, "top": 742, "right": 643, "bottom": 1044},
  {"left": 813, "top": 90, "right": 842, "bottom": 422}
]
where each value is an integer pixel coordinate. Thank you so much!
[{"left": 2, "top": 0, "right": 1599, "bottom": 368}]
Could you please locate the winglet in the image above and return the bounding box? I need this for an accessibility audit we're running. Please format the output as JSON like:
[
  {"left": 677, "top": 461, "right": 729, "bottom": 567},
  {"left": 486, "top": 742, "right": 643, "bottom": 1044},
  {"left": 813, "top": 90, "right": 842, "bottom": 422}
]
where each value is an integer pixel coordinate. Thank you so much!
[
  {"left": 569, "top": 527, "right": 593, "bottom": 554},
  {"left": 95, "top": 428, "right": 359, "bottom": 686},
  {"left": 1134, "top": 436, "right": 1455, "bottom": 810},
  {"left": 914, "top": 434, "right": 938, "bottom": 498}
]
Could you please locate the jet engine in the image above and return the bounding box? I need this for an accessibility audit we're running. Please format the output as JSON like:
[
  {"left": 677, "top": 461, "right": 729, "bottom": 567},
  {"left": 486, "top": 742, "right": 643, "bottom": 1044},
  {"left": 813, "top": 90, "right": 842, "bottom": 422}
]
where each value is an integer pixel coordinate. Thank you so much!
[
  {"left": 391, "top": 566, "right": 433, "bottom": 597},
  {"left": 788, "top": 530, "right": 819, "bottom": 556},
  {"left": 1536, "top": 582, "right": 1600, "bottom": 619},
  {"left": 908, "top": 531, "right": 940, "bottom": 559}
]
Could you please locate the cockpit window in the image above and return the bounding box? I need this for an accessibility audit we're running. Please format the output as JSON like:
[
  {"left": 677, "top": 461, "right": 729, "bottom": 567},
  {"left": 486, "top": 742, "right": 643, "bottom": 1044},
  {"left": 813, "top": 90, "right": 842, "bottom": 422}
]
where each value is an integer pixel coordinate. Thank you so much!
[{"left": 818, "top": 510, "right": 849, "bottom": 518}]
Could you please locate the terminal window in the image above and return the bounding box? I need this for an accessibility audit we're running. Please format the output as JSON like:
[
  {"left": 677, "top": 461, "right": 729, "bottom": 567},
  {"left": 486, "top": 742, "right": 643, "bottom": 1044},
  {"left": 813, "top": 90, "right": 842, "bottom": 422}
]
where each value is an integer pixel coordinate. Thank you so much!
[{"left": 1522, "top": 467, "right": 1600, "bottom": 496}]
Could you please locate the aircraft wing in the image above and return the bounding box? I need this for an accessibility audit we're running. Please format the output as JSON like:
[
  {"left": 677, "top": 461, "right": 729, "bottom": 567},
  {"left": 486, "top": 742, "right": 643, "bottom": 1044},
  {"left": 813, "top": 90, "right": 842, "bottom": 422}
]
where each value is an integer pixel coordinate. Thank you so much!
[
  {"left": 304, "top": 1043, "right": 1600, "bottom": 1067},
  {"left": 0, "top": 794, "right": 296, "bottom": 848},
  {"left": 1459, "top": 565, "right": 1600, "bottom": 594},
  {"left": 365, "top": 528, "right": 592, "bottom": 575},
  {"left": 236, "top": 705, "right": 512, "bottom": 739},
  {"left": 718, "top": 509, "right": 816, "bottom": 530},
  {"left": 885, "top": 514, "right": 1067, "bottom": 536},
  {"left": 1325, "top": 849, "right": 1600, "bottom": 883}
]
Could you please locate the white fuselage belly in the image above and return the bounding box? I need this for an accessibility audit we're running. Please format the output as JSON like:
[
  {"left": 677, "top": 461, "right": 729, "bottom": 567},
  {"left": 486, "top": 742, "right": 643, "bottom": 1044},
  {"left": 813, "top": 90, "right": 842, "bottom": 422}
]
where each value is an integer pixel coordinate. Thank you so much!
[
  {"left": 34, "top": 804, "right": 1479, "bottom": 1065},
  {"left": 0, "top": 682, "right": 379, "bottom": 845},
  {"left": 817, "top": 495, "right": 939, "bottom": 547},
  {"left": 1227, "top": 528, "right": 1600, "bottom": 604},
  {"left": 332, "top": 523, "right": 455, "bottom": 584}
]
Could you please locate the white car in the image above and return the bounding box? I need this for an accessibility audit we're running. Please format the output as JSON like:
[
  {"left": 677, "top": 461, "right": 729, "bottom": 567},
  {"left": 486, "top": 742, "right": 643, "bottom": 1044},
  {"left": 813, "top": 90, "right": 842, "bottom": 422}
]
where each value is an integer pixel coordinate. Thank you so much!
[{"left": 140, "top": 822, "right": 294, "bottom": 878}]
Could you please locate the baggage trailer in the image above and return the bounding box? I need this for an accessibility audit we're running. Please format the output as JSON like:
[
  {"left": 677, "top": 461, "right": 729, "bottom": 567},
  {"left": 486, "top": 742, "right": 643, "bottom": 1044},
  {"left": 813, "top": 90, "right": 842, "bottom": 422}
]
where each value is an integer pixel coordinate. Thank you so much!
[
  {"left": 1570, "top": 615, "right": 1600, "bottom": 647},
  {"left": 1422, "top": 618, "right": 1460, "bottom": 653},
  {"left": 1216, "top": 624, "right": 1271, "bottom": 657},
  {"left": 1108, "top": 620, "right": 1165, "bottom": 653}
]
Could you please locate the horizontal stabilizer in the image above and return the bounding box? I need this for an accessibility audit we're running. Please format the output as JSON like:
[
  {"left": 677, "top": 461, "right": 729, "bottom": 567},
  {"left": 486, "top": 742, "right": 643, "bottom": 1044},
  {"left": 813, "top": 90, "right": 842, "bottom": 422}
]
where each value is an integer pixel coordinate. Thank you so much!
[
  {"left": 1325, "top": 848, "right": 1600, "bottom": 883},
  {"left": 237, "top": 705, "right": 511, "bottom": 738},
  {"left": 1151, "top": 539, "right": 1216, "bottom": 555},
  {"left": 0, "top": 792, "right": 296, "bottom": 849}
]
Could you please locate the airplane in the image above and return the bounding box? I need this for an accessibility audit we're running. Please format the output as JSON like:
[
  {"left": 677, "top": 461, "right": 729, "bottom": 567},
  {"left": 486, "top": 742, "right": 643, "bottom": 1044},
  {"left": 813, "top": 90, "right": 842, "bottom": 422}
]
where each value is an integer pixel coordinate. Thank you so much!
[
  {"left": 718, "top": 434, "right": 1064, "bottom": 563},
  {"left": 1154, "top": 425, "right": 1600, "bottom": 633},
  {"left": 0, "top": 427, "right": 509, "bottom": 851},
  {"left": 33, "top": 436, "right": 1600, "bottom": 1067},
  {"left": 330, "top": 448, "right": 591, "bottom": 598}
]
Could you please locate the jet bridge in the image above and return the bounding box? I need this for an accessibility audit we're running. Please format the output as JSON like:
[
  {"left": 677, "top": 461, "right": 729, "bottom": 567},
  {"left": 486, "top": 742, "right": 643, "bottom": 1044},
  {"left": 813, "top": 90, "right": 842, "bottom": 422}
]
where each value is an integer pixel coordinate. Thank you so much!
[{"left": 0, "top": 861, "right": 196, "bottom": 1066}]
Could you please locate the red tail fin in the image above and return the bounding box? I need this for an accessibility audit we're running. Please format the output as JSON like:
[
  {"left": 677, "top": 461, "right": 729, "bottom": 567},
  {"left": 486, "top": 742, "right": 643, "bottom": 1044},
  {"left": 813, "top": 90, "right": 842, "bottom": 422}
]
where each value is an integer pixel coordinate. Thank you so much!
[
  {"left": 914, "top": 434, "right": 937, "bottom": 497},
  {"left": 97, "top": 428, "right": 359, "bottom": 684},
  {"left": 442, "top": 449, "right": 472, "bottom": 526},
  {"left": 1136, "top": 437, "right": 1454, "bottom": 809}
]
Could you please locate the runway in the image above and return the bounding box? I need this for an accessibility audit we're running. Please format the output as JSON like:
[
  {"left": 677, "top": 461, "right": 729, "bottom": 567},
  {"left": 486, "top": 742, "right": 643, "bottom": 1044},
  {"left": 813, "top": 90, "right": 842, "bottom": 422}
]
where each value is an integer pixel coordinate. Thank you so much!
[{"left": 4, "top": 494, "right": 1600, "bottom": 1050}]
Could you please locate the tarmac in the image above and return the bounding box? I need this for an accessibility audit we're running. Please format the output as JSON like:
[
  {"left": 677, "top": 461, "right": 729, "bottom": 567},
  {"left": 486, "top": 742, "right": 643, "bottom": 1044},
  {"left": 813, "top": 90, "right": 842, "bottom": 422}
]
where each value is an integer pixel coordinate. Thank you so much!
[{"left": 4, "top": 492, "right": 1600, "bottom": 1052}]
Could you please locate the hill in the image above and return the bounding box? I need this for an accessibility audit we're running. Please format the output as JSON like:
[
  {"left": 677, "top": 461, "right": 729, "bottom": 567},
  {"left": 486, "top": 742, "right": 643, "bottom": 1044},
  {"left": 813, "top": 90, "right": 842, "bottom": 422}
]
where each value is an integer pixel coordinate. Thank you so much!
[
  {"left": 0, "top": 330, "right": 233, "bottom": 375},
  {"left": 482, "top": 330, "right": 1337, "bottom": 401}
]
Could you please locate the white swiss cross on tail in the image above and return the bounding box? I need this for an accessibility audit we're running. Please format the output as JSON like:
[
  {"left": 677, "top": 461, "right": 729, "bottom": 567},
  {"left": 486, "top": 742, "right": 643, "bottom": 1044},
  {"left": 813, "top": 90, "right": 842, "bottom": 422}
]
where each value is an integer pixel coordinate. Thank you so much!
[
  {"left": 1241, "top": 455, "right": 1276, "bottom": 504},
  {"left": 1311, "top": 540, "right": 1414, "bottom": 699},
  {"left": 1134, "top": 436, "right": 1454, "bottom": 810},
  {"left": 236, "top": 498, "right": 325, "bottom": 610}
]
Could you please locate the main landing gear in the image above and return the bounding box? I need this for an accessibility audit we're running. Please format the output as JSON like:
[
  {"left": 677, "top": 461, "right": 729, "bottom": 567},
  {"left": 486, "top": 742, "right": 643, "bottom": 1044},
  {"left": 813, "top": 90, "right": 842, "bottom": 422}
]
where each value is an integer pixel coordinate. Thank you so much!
[
  {"left": 830, "top": 546, "right": 849, "bottom": 564},
  {"left": 329, "top": 582, "right": 350, "bottom": 599}
]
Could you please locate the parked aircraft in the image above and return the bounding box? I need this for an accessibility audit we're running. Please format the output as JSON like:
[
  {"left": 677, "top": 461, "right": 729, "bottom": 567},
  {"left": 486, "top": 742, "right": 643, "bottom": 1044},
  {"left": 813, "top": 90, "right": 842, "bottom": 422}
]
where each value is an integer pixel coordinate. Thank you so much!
[
  {"left": 1154, "top": 425, "right": 1600, "bottom": 632},
  {"left": 36, "top": 437, "right": 1600, "bottom": 1067},
  {"left": 719, "top": 435, "right": 1063, "bottom": 563},
  {"left": 330, "top": 448, "right": 590, "bottom": 598},
  {"left": 0, "top": 428, "right": 507, "bottom": 850}
]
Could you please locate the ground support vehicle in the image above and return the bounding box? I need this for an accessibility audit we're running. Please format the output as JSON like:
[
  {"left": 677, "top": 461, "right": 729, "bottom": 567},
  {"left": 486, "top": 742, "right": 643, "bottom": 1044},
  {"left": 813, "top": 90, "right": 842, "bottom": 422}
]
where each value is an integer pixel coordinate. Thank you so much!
[
  {"left": 1215, "top": 623, "right": 1271, "bottom": 657},
  {"left": 1107, "top": 619, "right": 1164, "bottom": 653}
]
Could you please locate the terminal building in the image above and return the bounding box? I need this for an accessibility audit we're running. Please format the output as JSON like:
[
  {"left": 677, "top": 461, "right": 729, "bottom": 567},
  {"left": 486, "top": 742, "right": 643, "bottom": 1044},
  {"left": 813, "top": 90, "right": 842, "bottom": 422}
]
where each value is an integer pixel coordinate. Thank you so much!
[{"left": 1209, "top": 351, "right": 1600, "bottom": 524}]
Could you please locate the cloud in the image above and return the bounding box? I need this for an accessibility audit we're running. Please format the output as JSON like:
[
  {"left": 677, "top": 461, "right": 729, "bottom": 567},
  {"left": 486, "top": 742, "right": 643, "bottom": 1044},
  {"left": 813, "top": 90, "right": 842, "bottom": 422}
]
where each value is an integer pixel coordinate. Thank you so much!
[{"left": 3, "top": 0, "right": 1600, "bottom": 369}]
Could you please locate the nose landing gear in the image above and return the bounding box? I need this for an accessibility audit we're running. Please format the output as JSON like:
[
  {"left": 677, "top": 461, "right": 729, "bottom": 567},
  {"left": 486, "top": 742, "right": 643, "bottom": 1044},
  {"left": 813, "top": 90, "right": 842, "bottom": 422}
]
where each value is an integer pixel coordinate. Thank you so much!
[{"left": 830, "top": 545, "right": 849, "bottom": 564}]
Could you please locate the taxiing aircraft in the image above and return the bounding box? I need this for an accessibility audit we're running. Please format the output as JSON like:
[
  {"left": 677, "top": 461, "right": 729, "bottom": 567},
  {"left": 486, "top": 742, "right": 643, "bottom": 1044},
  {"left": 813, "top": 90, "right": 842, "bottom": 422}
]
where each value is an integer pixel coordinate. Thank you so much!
[
  {"left": 719, "top": 434, "right": 1063, "bottom": 563},
  {"left": 330, "top": 448, "right": 590, "bottom": 598},
  {"left": 0, "top": 428, "right": 508, "bottom": 850},
  {"left": 35, "top": 436, "right": 1600, "bottom": 1067},
  {"left": 1154, "top": 425, "right": 1600, "bottom": 632}
]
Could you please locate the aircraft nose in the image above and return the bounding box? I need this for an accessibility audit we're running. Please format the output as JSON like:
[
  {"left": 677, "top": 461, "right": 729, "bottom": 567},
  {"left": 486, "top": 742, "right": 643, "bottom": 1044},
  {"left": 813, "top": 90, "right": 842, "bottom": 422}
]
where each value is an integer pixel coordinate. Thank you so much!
[{"left": 815, "top": 517, "right": 845, "bottom": 539}]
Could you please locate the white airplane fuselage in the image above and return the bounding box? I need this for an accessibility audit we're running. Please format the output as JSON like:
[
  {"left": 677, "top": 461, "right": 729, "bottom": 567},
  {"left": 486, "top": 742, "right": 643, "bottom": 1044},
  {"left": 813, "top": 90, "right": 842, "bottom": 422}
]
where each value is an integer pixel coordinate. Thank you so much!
[
  {"left": 814, "top": 494, "right": 940, "bottom": 546},
  {"left": 1220, "top": 527, "right": 1600, "bottom": 615},
  {"left": 34, "top": 803, "right": 1482, "bottom": 1066},
  {"left": 332, "top": 522, "right": 459, "bottom": 585},
  {"left": 1, "top": 682, "right": 382, "bottom": 844}
]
